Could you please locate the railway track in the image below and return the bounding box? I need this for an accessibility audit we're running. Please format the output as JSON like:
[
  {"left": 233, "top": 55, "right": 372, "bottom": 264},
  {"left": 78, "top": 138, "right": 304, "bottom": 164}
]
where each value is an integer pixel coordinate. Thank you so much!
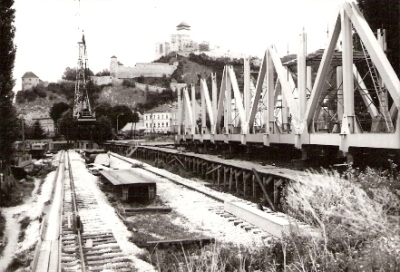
[{"left": 60, "top": 151, "right": 134, "bottom": 271}]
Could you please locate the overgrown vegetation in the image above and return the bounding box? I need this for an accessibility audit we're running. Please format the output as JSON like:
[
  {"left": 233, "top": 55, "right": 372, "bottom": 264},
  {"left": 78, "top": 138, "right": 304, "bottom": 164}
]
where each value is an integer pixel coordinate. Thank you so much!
[
  {"left": 136, "top": 88, "right": 176, "bottom": 113},
  {"left": 18, "top": 216, "right": 30, "bottom": 242},
  {"left": 0, "top": 0, "right": 19, "bottom": 174},
  {"left": 0, "top": 212, "right": 6, "bottom": 255},
  {"left": 6, "top": 252, "right": 33, "bottom": 272},
  {"left": 276, "top": 164, "right": 400, "bottom": 271},
  {"left": 139, "top": 153, "right": 400, "bottom": 271}
]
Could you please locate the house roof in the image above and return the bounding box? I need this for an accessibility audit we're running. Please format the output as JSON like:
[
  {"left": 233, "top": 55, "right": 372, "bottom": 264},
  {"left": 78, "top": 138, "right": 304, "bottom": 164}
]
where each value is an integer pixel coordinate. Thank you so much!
[
  {"left": 146, "top": 104, "right": 177, "bottom": 113},
  {"left": 22, "top": 72, "right": 39, "bottom": 78}
]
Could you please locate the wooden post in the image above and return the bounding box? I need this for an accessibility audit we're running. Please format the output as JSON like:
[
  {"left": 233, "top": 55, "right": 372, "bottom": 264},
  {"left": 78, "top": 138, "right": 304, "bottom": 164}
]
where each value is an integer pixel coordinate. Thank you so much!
[
  {"left": 229, "top": 168, "right": 233, "bottom": 192},
  {"left": 252, "top": 168, "right": 275, "bottom": 211},
  {"left": 252, "top": 174, "right": 257, "bottom": 198},
  {"left": 217, "top": 166, "right": 221, "bottom": 187}
]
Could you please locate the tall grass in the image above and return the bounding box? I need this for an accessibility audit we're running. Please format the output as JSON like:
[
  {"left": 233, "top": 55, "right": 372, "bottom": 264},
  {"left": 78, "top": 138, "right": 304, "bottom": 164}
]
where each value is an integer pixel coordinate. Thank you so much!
[
  {"left": 279, "top": 166, "right": 400, "bottom": 271},
  {"left": 144, "top": 158, "right": 400, "bottom": 271}
]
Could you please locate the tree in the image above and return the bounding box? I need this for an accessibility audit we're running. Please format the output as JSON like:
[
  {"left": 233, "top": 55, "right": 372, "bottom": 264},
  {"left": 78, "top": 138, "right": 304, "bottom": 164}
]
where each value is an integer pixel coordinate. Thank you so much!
[
  {"left": 49, "top": 102, "right": 70, "bottom": 126},
  {"left": 112, "top": 105, "right": 133, "bottom": 131},
  {"left": 31, "top": 120, "right": 46, "bottom": 139},
  {"left": 59, "top": 110, "right": 76, "bottom": 144},
  {"left": 137, "top": 75, "right": 145, "bottom": 83},
  {"left": 122, "top": 79, "right": 136, "bottom": 88},
  {"left": 357, "top": 0, "right": 400, "bottom": 76},
  {"left": 93, "top": 116, "right": 112, "bottom": 145},
  {"left": 62, "top": 66, "right": 94, "bottom": 81},
  {"left": 0, "top": 0, "right": 19, "bottom": 169},
  {"left": 95, "top": 69, "right": 110, "bottom": 76},
  {"left": 62, "top": 67, "right": 77, "bottom": 81},
  {"left": 95, "top": 103, "right": 112, "bottom": 118},
  {"left": 130, "top": 110, "right": 140, "bottom": 138}
]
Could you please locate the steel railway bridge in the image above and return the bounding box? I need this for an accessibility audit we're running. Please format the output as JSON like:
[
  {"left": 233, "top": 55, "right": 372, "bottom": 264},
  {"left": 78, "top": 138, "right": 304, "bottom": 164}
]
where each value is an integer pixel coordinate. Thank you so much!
[{"left": 174, "top": 2, "right": 400, "bottom": 167}]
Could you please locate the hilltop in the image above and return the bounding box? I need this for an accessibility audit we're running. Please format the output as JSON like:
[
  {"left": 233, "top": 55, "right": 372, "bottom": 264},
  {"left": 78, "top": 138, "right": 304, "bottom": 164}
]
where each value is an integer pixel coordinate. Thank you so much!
[{"left": 14, "top": 52, "right": 262, "bottom": 121}]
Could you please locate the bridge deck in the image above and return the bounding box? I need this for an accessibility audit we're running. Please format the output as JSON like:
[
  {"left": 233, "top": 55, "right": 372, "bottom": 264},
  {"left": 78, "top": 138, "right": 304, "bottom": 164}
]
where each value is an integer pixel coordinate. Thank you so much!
[{"left": 138, "top": 145, "right": 308, "bottom": 182}]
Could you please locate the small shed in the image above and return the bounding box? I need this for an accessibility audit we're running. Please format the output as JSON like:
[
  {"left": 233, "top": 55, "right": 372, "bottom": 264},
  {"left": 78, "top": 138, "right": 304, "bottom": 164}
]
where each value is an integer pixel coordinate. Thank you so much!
[{"left": 99, "top": 169, "right": 156, "bottom": 202}]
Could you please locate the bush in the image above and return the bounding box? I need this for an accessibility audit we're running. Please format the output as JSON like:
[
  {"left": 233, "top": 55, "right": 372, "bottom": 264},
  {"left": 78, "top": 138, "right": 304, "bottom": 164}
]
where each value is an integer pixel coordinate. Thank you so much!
[
  {"left": 32, "top": 85, "right": 47, "bottom": 98},
  {"left": 15, "top": 90, "right": 37, "bottom": 103},
  {"left": 122, "top": 79, "right": 136, "bottom": 88}
]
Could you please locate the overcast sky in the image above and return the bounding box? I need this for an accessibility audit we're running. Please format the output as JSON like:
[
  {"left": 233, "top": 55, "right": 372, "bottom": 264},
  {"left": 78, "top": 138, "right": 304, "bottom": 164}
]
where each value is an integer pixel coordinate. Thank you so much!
[{"left": 12, "top": 0, "right": 347, "bottom": 92}]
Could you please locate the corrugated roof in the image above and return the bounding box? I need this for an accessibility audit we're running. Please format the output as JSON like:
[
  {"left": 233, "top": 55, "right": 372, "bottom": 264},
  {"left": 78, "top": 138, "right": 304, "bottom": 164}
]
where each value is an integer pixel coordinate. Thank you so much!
[{"left": 22, "top": 71, "right": 39, "bottom": 78}]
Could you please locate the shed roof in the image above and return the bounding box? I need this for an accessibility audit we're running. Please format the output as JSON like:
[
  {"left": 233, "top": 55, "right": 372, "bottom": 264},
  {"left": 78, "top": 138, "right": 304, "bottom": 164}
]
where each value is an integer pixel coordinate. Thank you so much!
[
  {"left": 22, "top": 71, "right": 39, "bottom": 78},
  {"left": 99, "top": 169, "right": 156, "bottom": 186}
]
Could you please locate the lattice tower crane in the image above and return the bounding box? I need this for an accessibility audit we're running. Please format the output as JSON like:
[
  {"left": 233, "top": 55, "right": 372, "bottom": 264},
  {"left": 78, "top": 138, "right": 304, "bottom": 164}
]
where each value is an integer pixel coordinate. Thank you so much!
[
  {"left": 73, "top": 0, "right": 95, "bottom": 122},
  {"left": 73, "top": 33, "right": 95, "bottom": 121}
]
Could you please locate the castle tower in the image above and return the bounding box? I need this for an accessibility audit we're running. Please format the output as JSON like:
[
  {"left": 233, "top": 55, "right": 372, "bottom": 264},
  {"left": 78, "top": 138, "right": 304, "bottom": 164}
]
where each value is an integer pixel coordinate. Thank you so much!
[
  {"left": 22, "top": 71, "right": 40, "bottom": 90},
  {"left": 110, "top": 56, "right": 118, "bottom": 78},
  {"left": 171, "top": 21, "right": 192, "bottom": 52}
]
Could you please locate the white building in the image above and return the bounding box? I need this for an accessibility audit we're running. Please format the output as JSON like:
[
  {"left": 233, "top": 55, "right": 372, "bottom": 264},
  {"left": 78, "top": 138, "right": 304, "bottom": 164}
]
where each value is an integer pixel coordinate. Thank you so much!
[
  {"left": 143, "top": 104, "right": 178, "bottom": 134},
  {"left": 155, "top": 42, "right": 171, "bottom": 60},
  {"left": 22, "top": 71, "right": 40, "bottom": 91}
]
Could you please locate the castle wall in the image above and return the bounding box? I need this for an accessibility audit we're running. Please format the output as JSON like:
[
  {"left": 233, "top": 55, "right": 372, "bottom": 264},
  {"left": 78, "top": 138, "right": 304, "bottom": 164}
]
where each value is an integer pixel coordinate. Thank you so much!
[
  {"left": 91, "top": 76, "right": 113, "bottom": 85},
  {"left": 116, "top": 63, "right": 177, "bottom": 78}
]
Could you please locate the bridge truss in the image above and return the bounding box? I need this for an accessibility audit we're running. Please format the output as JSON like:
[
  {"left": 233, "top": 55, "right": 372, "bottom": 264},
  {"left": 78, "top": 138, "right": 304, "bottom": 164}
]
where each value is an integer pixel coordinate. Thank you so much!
[{"left": 175, "top": 2, "right": 400, "bottom": 164}]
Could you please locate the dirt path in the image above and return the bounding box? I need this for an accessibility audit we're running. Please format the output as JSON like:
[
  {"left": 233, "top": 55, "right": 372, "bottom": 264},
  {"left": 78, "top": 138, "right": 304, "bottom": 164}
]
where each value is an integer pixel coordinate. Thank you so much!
[{"left": 0, "top": 178, "right": 41, "bottom": 272}]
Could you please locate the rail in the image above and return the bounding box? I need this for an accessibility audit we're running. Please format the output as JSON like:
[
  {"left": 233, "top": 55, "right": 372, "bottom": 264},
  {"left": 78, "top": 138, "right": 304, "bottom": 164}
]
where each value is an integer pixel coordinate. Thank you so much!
[
  {"left": 66, "top": 150, "right": 86, "bottom": 272},
  {"left": 31, "top": 151, "right": 65, "bottom": 271}
]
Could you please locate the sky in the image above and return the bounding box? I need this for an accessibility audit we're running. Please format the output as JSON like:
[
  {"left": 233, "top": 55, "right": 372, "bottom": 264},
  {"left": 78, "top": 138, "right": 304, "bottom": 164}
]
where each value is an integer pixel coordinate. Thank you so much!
[{"left": 12, "top": 0, "right": 347, "bottom": 92}]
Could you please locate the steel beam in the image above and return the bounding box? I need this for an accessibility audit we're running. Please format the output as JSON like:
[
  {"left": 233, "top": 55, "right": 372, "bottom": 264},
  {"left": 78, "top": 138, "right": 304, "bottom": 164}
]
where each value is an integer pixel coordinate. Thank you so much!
[
  {"left": 344, "top": 2, "right": 400, "bottom": 109},
  {"left": 228, "top": 66, "right": 247, "bottom": 133},
  {"left": 200, "top": 79, "right": 215, "bottom": 133},
  {"left": 298, "top": 29, "right": 307, "bottom": 121},
  {"left": 249, "top": 51, "right": 267, "bottom": 133},
  {"left": 268, "top": 45, "right": 300, "bottom": 126},
  {"left": 190, "top": 85, "right": 196, "bottom": 135}
]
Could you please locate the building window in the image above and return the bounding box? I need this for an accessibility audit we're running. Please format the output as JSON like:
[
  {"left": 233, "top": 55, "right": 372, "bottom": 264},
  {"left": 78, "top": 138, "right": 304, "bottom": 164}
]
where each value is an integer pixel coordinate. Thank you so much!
[
  {"left": 166, "top": 114, "right": 168, "bottom": 119},
  {"left": 166, "top": 122, "right": 168, "bottom": 127}
]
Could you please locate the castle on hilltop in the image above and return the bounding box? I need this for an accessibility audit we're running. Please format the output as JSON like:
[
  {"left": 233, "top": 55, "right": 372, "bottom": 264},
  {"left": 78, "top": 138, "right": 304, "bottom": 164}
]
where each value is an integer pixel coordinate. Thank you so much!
[
  {"left": 155, "top": 21, "right": 247, "bottom": 61},
  {"left": 155, "top": 21, "right": 212, "bottom": 60}
]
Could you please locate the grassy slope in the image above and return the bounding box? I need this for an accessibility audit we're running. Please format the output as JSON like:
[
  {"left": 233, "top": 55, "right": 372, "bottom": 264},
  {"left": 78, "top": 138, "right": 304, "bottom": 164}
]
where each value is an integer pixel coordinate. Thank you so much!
[
  {"left": 14, "top": 56, "right": 220, "bottom": 118},
  {"left": 96, "top": 86, "right": 146, "bottom": 107}
]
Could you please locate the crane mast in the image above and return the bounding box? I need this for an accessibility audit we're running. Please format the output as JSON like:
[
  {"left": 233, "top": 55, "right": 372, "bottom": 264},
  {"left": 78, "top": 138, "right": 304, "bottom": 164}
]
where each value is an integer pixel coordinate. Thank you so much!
[{"left": 73, "top": 33, "right": 95, "bottom": 121}]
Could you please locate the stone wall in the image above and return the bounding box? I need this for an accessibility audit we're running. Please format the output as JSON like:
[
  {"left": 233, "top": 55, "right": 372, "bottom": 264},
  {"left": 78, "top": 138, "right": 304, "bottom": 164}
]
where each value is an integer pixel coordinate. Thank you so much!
[
  {"left": 91, "top": 76, "right": 113, "bottom": 85},
  {"left": 116, "top": 62, "right": 177, "bottom": 78}
]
